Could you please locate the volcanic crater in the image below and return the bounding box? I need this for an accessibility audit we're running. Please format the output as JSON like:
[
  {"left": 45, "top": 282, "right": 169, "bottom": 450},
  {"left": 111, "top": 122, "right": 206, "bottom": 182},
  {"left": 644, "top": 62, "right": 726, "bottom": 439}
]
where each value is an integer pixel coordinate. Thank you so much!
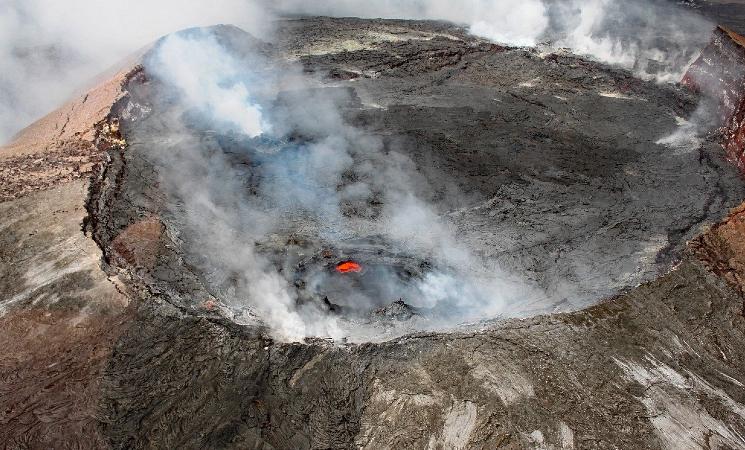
[
  {"left": 4, "top": 15, "right": 745, "bottom": 450},
  {"left": 86, "top": 20, "right": 745, "bottom": 341}
]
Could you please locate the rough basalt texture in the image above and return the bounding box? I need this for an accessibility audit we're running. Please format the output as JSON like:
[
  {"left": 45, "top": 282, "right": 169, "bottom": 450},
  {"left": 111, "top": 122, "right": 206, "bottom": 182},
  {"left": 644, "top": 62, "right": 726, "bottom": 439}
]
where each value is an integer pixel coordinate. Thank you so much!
[
  {"left": 683, "top": 26, "right": 745, "bottom": 171},
  {"left": 0, "top": 65, "right": 141, "bottom": 202},
  {"left": 99, "top": 258, "right": 745, "bottom": 449},
  {"left": 3, "top": 17, "right": 745, "bottom": 450},
  {"left": 690, "top": 202, "right": 745, "bottom": 304},
  {"left": 0, "top": 181, "right": 130, "bottom": 447},
  {"left": 84, "top": 19, "right": 745, "bottom": 448}
]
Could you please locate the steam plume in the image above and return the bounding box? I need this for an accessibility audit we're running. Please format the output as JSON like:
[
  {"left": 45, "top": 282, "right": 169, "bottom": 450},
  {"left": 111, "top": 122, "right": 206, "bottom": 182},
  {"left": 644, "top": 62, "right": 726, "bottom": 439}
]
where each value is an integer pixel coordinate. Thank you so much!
[
  {"left": 0, "top": 0, "right": 270, "bottom": 143},
  {"left": 0, "top": 1, "right": 725, "bottom": 341},
  {"left": 145, "top": 29, "right": 536, "bottom": 341},
  {"left": 271, "top": 0, "right": 713, "bottom": 81},
  {"left": 0, "top": 0, "right": 718, "bottom": 143}
]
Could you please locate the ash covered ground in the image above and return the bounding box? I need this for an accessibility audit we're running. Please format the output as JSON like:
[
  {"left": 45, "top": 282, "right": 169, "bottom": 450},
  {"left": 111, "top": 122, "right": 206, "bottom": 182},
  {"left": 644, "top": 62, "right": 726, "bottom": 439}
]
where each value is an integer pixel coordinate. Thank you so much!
[{"left": 3, "top": 10, "right": 745, "bottom": 450}]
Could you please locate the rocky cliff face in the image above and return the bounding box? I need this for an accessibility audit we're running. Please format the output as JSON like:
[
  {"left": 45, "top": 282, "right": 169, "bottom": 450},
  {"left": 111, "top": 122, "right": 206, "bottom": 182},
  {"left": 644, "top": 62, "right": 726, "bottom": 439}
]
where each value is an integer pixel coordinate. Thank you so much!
[
  {"left": 3, "top": 17, "right": 745, "bottom": 449},
  {"left": 683, "top": 26, "right": 745, "bottom": 171}
]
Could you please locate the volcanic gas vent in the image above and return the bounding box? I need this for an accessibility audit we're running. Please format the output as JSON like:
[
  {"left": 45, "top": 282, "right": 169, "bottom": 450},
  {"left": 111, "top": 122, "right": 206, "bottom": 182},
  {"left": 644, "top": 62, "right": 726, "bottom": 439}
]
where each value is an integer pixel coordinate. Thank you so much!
[
  {"left": 336, "top": 260, "right": 362, "bottom": 273},
  {"left": 292, "top": 241, "right": 432, "bottom": 317}
]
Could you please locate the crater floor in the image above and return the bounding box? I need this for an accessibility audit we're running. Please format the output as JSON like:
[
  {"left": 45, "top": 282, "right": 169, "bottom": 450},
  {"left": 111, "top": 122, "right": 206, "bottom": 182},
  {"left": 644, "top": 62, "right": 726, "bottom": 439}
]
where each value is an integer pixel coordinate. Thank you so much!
[{"left": 92, "top": 19, "right": 744, "bottom": 338}]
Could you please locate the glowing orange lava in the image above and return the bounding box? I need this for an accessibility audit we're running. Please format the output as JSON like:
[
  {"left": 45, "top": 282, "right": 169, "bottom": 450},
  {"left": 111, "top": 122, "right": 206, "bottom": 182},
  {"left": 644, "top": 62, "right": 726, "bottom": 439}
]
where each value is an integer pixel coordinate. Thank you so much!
[{"left": 336, "top": 261, "right": 362, "bottom": 273}]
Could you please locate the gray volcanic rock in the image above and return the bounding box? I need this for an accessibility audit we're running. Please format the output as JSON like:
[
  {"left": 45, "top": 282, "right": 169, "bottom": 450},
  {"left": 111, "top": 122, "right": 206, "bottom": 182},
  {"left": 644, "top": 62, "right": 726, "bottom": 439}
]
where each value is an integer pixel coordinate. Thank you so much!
[
  {"left": 372, "top": 299, "right": 419, "bottom": 320},
  {"left": 99, "top": 259, "right": 745, "bottom": 449},
  {"left": 90, "top": 20, "right": 744, "bottom": 325},
  {"left": 3, "top": 17, "right": 745, "bottom": 450},
  {"left": 79, "top": 19, "right": 745, "bottom": 448}
]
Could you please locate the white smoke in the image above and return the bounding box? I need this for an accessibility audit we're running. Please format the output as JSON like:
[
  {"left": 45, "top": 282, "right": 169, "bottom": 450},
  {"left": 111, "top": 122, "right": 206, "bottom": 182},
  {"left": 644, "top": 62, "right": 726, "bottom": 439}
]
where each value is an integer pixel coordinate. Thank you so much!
[
  {"left": 272, "top": 0, "right": 549, "bottom": 47},
  {"left": 655, "top": 24, "right": 745, "bottom": 152},
  {"left": 655, "top": 102, "right": 718, "bottom": 152},
  {"left": 273, "top": 0, "right": 712, "bottom": 82},
  {"left": 0, "top": 0, "right": 722, "bottom": 340},
  {"left": 152, "top": 34, "right": 266, "bottom": 137},
  {"left": 145, "top": 30, "right": 537, "bottom": 341},
  {"left": 558, "top": 0, "right": 639, "bottom": 66},
  {"left": 0, "top": 0, "right": 717, "bottom": 143},
  {"left": 381, "top": 191, "right": 534, "bottom": 320},
  {"left": 0, "top": 0, "right": 270, "bottom": 143},
  {"left": 146, "top": 31, "right": 349, "bottom": 341},
  {"left": 548, "top": 0, "right": 712, "bottom": 82}
]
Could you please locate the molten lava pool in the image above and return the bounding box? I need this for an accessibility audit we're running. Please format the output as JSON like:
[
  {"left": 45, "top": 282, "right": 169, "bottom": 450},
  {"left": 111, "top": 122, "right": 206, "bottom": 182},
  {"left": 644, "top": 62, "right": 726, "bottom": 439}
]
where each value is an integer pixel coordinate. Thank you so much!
[{"left": 336, "top": 261, "right": 362, "bottom": 273}]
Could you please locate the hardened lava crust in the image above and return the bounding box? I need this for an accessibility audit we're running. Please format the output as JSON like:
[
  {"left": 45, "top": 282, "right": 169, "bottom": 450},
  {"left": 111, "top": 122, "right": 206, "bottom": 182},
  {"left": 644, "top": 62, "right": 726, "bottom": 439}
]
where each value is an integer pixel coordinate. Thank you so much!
[{"left": 1, "top": 18, "right": 745, "bottom": 449}]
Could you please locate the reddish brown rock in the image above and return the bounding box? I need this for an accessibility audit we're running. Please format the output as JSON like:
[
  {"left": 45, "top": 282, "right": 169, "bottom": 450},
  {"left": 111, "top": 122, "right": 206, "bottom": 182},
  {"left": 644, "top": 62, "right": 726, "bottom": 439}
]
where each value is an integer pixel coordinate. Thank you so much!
[
  {"left": 0, "top": 306, "right": 129, "bottom": 447},
  {"left": 0, "top": 65, "right": 139, "bottom": 202},
  {"left": 690, "top": 202, "right": 745, "bottom": 307},
  {"left": 683, "top": 26, "right": 745, "bottom": 171},
  {"left": 111, "top": 216, "right": 165, "bottom": 269}
]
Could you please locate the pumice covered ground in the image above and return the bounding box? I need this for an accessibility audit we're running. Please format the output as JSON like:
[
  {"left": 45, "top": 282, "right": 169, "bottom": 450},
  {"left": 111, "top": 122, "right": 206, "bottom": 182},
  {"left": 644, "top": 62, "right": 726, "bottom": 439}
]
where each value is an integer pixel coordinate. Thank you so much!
[{"left": 2, "top": 14, "right": 745, "bottom": 450}]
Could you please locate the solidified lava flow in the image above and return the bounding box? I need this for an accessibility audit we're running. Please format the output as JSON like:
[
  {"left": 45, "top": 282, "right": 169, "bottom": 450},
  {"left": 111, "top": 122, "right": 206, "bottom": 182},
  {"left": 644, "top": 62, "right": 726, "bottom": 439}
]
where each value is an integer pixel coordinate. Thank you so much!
[
  {"left": 6, "top": 10, "right": 745, "bottom": 449},
  {"left": 87, "top": 22, "right": 745, "bottom": 338},
  {"left": 336, "top": 261, "right": 363, "bottom": 273}
]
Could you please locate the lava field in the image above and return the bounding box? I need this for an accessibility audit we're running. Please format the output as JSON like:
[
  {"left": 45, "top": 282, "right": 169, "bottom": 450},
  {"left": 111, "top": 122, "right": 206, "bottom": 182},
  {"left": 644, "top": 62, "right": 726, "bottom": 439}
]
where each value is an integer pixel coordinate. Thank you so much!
[
  {"left": 87, "top": 22, "right": 745, "bottom": 342},
  {"left": 3, "top": 9, "right": 745, "bottom": 450}
]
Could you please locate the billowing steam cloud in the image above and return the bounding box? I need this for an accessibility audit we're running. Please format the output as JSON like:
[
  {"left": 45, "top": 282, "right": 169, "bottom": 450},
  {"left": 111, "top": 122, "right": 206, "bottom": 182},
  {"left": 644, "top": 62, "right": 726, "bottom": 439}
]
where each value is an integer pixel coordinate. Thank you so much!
[
  {"left": 547, "top": 0, "right": 712, "bottom": 82},
  {"left": 272, "top": 0, "right": 712, "bottom": 81},
  {"left": 1, "top": 0, "right": 717, "bottom": 143},
  {"left": 0, "top": 0, "right": 719, "bottom": 145},
  {"left": 0, "top": 0, "right": 270, "bottom": 143},
  {"left": 0, "top": 1, "right": 724, "bottom": 340},
  {"left": 145, "top": 29, "right": 537, "bottom": 341},
  {"left": 272, "top": 0, "right": 549, "bottom": 47},
  {"left": 153, "top": 34, "right": 266, "bottom": 137}
]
